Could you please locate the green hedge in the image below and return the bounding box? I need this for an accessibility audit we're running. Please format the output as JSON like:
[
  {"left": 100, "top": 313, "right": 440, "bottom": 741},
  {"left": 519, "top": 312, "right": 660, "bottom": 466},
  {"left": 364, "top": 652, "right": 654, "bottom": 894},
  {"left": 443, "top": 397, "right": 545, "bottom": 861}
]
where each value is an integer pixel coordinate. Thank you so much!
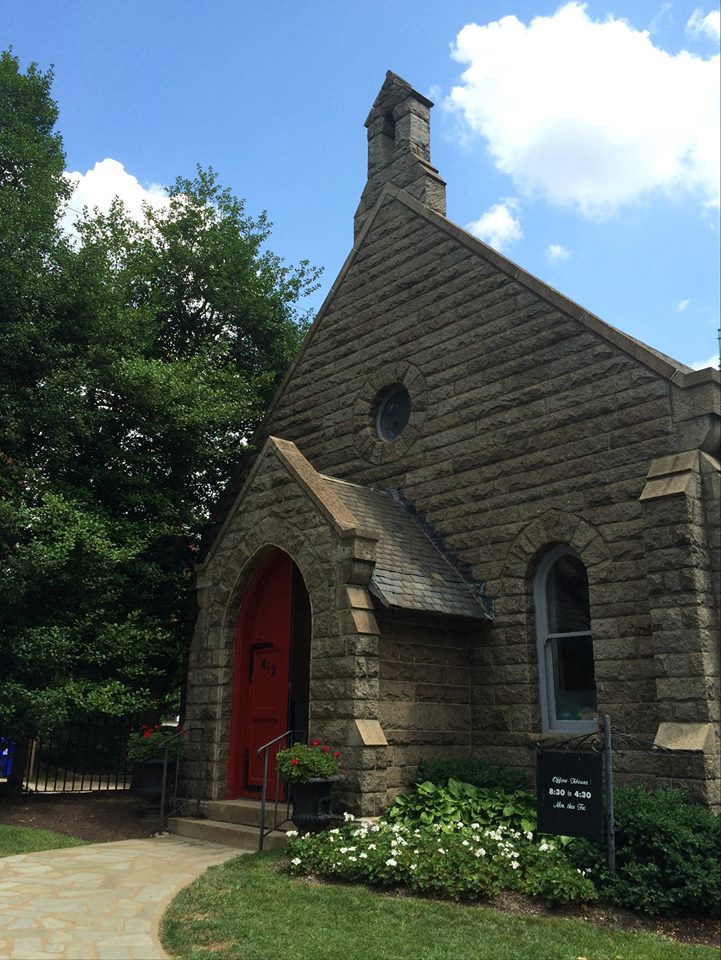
[
  {"left": 415, "top": 756, "right": 527, "bottom": 794},
  {"left": 570, "top": 785, "right": 721, "bottom": 917}
]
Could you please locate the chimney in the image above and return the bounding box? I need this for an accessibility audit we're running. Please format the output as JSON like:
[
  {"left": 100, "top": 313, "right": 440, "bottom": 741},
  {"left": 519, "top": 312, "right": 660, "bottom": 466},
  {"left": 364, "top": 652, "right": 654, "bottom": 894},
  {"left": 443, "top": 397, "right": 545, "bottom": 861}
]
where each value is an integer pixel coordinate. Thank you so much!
[{"left": 354, "top": 71, "right": 446, "bottom": 243}]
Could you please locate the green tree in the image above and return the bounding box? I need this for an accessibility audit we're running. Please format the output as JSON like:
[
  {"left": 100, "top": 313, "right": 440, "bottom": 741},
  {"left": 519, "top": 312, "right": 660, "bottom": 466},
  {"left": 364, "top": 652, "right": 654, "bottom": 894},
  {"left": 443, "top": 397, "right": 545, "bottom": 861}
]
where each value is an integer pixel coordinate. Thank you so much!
[{"left": 0, "top": 51, "right": 319, "bottom": 739}]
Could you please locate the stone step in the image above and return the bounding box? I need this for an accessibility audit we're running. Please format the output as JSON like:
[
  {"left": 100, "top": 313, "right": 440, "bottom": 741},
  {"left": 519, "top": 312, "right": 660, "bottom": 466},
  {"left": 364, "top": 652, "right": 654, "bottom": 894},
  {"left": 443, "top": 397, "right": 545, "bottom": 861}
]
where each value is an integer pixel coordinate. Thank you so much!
[
  {"left": 200, "top": 798, "right": 292, "bottom": 829},
  {"left": 167, "top": 816, "right": 287, "bottom": 851}
]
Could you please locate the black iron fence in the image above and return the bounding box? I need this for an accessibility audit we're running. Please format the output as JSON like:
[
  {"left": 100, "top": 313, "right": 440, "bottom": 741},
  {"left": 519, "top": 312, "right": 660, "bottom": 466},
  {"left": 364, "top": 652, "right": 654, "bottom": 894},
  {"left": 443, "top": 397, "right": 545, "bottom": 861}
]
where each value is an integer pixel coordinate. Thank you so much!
[{"left": 16, "top": 713, "right": 143, "bottom": 793}]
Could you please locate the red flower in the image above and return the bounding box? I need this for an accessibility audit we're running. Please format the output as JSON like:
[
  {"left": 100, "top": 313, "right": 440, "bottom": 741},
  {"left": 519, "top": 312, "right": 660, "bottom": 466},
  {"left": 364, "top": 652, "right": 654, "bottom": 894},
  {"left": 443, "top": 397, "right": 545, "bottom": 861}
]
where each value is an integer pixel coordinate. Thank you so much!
[
  {"left": 311, "top": 739, "right": 320, "bottom": 747},
  {"left": 321, "top": 745, "right": 330, "bottom": 753},
  {"left": 143, "top": 731, "right": 153, "bottom": 738},
  {"left": 333, "top": 751, "right": 342, "bottom": 758},
  {"left": 290, "top": 758, "right": 299, "bottom": 766}
]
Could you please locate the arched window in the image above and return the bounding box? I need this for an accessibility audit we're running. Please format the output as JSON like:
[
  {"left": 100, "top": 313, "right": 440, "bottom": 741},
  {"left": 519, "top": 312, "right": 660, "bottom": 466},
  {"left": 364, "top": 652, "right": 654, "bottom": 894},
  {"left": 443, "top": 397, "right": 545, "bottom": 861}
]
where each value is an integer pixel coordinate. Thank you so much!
[{"left": 534, "top": 545, "right": 597, "bottom": 733}]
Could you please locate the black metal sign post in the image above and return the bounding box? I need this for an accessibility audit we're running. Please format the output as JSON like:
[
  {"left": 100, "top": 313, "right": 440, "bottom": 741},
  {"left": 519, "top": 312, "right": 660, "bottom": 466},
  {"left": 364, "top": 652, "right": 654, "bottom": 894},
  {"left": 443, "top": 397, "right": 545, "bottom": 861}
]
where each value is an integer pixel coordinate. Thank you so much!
[{"left": 602, "top": 714, "right": 616, "bottom": 872}]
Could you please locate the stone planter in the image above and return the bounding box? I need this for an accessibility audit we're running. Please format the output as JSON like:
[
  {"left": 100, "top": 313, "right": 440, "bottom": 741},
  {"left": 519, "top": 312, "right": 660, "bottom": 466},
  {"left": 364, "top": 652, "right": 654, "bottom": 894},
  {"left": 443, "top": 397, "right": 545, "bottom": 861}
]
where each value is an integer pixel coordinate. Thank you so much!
[
  {"left": 130, "top": 758, "right": 176, "bottom": 804},
  {"left": 290, "top": 777, "right": 340, "bottom": 833}
]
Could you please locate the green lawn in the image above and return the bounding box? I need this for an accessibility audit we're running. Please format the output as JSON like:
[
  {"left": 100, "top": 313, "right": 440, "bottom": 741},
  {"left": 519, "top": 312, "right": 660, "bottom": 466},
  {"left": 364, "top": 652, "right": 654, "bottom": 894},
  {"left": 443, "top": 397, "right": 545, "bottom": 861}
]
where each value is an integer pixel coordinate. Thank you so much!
[
  {"left": 161, "top": 852, "right": 718, "bottom": 960},
  {"left": 0, "top": 823, "right": 86, "bottom": 857}
]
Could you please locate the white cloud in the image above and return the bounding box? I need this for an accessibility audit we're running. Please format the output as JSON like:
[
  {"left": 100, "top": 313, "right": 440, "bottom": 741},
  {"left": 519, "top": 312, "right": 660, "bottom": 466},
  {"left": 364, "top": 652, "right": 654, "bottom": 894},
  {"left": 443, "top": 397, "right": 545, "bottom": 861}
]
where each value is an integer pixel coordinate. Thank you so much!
[
  {"left": 547, "top": 243, "right": 571, "bottom": 261},
  {"left": 692, "top": 354, "right": 720, "bottom": 369},
  {"left": 62, "top": 158, "right": 168, "bottom": 236},
  {"left": 676, "top": 298, "right": 691, "bottom": 311},
  {"left": 448, "top": 2, "right": 720, "bottom": 217},
  {"left": 686, "top": 8, "right": 721, "bottom": 41},
  {"left": 467, "top": 198, "right": 522, "bottom": 251}
]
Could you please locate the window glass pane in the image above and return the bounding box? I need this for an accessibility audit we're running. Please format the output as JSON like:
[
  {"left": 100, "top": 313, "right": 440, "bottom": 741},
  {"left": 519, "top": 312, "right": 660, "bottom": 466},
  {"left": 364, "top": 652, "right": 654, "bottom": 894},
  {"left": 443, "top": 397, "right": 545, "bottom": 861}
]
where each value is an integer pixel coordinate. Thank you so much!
[
  {"left": 545, "top": 553, "right": 591, "bottom": 632},
  {"left": 551, "top": 635, "right": 597, "bottom": 722},
  {"left": 377, "top": 385, "right": 411, "bottom": 441}
]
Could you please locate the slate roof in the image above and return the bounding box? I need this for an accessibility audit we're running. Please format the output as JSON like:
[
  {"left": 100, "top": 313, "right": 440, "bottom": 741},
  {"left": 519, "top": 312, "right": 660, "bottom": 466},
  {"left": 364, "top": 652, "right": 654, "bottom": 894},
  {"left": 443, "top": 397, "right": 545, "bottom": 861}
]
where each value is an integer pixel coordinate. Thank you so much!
[{"left": 323, "top": 475, "right": 493, "bottom": 621}]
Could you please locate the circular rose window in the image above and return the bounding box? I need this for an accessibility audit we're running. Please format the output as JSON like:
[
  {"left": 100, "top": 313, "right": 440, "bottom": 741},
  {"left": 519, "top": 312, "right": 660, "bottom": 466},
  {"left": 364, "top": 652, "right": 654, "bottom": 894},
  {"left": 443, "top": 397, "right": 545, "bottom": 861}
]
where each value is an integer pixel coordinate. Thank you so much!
[{"left": 375, "top": 384, "right": 411, "bottom": 442}]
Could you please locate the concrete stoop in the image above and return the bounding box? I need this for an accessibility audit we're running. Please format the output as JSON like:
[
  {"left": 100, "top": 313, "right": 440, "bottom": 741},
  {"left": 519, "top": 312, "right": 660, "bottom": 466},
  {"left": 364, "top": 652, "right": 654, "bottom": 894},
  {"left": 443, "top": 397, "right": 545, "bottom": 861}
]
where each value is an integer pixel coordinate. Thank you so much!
[{"left": 167, "top": 798, "right": 290, "bottom": 851}]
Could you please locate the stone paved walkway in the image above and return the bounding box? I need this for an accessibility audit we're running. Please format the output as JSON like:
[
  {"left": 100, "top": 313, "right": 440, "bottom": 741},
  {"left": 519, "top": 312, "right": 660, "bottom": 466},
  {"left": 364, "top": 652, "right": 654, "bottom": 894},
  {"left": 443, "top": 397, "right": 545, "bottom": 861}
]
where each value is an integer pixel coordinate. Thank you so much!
[{"left": 0, "top": 835, "right": 240, "bottom": 959}]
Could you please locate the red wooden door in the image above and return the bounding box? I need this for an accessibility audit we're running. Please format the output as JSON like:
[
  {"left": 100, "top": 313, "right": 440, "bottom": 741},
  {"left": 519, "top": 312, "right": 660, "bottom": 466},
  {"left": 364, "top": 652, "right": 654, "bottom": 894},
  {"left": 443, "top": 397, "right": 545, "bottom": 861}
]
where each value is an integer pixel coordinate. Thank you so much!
[{"left": 227, "top": 551, "right": 293, "bottom": 800}]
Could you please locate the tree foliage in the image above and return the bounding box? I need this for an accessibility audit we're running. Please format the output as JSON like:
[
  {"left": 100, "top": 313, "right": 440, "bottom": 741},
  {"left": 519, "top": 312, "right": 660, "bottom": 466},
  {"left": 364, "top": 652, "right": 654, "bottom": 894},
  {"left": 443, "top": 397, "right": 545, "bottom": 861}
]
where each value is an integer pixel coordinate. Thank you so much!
[{"left": 0, "top": 50, "right": 320, "bottom": 737}]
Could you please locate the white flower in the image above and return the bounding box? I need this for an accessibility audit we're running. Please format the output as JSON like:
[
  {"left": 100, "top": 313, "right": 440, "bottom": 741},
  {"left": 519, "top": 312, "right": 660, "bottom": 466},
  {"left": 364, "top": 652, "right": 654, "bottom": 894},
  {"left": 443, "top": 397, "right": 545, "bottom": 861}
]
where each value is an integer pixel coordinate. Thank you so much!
[
  {"left": 286, "top": 830, "right": 298, "bottom": 838},
  {"left": 474, "top": 848, "right": 486, "bottom": 858},
  {"left": 348, "top": 856, "right": 357, "bottom": 862},
  {"left": 368, "top": 843, "right": 377, "bottom": 850},
  {"left": 410, "top": 863, "right": 417, "bottom": 870},
  {"left": 291, "top": 857, "right": 302, "bottom": 866},
  {"left": 329, "top": 828, "right": 340, "bottom": 835},
  {"left": 525, "top": 831, "right": 533, "bottom": 841},
  {"left": 456, "top": 821, "right": 464, "bottom": 829},
  {"left": 386, "top": 857, "right": 397, "bottom": 867},
  {"left": 438, "top": 848, "right": 446, "bottom": 855},
  {"left": 511, "top": 860, "right": 520, "bottom": 870},
  {"left": 538, "top": 842, "right": 550, "bottom": 852},
  {"left": 359, "top": 852, "right": 368, "bottom": 859},
  {"left": 470, "top": 822, "right": 480, "bottom": 830},
  {"left": 343, "top": 811, "right": 355, "bottom": 822},
  {"left": 461, "top": 839, "right": 470, "bottom": 847}
]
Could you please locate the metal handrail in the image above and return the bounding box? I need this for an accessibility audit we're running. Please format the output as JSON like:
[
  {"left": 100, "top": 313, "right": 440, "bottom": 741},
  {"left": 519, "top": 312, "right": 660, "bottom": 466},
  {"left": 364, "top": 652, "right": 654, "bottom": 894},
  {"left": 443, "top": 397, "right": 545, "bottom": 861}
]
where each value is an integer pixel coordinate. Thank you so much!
[
  {"left": 256, "top": 728, "right": 305, "bottom": 850},
  {"left": 159, "top": 726, "right": 205, "bottom": 828}
]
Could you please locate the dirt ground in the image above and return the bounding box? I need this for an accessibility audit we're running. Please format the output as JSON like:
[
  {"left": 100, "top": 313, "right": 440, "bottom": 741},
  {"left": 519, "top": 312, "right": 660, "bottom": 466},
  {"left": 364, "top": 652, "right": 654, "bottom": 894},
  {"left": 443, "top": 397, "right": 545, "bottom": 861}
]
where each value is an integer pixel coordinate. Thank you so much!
[
  {"left": 1, "top": 791, "right": 719, "bottom": 949},
  {"left": 0, "top": 790, "right": 161, "bottom": 842}
]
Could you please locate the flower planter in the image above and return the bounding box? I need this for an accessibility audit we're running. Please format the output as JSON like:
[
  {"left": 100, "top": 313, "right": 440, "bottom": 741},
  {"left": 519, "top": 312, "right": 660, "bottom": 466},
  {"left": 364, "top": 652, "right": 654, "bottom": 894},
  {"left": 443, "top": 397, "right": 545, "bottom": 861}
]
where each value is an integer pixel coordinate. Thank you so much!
[
  {"left": 290, "top": 777, "right": 339, "bottom": 833},
  {"left": 130, "top": 758, "right": 176, "bottom": 804}
]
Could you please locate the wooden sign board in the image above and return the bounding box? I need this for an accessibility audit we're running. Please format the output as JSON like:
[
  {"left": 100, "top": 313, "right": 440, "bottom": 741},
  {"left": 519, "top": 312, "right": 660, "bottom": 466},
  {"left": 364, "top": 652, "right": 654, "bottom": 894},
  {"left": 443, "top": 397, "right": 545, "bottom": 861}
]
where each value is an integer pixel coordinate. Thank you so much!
[{"left": 536, "top": 749, "right": 604, "bottom": 841}]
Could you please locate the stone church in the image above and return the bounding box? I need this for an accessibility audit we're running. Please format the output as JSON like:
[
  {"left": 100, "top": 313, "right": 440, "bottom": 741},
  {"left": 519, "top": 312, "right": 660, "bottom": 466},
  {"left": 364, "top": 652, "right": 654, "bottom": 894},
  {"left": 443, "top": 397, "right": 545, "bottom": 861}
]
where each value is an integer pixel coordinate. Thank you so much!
[{"left": 184, "top": 72, "right": 720, "bottom": 815}]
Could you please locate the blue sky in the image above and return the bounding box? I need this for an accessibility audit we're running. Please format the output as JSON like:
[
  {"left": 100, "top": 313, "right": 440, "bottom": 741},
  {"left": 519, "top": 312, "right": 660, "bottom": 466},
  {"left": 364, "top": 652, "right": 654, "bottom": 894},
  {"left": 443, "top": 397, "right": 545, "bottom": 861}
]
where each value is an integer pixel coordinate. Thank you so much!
[{"left": 3, "top": 1, "right": 719, "bottom": 369}]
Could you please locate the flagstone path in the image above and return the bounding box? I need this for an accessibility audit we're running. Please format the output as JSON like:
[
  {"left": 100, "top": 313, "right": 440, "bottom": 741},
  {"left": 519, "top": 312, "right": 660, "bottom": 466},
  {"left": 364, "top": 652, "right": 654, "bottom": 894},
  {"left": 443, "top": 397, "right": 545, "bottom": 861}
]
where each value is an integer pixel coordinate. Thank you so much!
[{"left": 0, "top": 835, "right": 240, "bottom": 959}]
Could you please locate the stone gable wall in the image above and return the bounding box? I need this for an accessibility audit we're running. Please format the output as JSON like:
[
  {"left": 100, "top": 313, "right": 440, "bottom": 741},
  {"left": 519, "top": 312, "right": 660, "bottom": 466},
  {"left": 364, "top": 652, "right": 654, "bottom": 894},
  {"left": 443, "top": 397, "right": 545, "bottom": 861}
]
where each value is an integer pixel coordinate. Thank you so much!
[
  {"left": 261, "top": 194, "right": 719, "bottom": 799},
  {"left": 186, "top": 446, "right": 389, "bottom": 814}
]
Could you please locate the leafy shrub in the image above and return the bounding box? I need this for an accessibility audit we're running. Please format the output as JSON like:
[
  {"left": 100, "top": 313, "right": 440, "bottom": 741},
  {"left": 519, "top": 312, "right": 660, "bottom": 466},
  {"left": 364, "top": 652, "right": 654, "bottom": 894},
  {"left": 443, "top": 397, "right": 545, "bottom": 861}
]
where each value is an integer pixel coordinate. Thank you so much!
[
  {"left": 386, "top": 778, "right": 537, "bottom": 836},
  {"left": 127, "top": 723, "right": 186, "bottom": 762},
  {"left": 569, "top": 785, "right": 721, "bottom": 917},
  {"left": 416, "top": 756, "right": 527, "bottom": 794},
  {"left": 286, "top": 816, "right": 596, "bottom": 907}
]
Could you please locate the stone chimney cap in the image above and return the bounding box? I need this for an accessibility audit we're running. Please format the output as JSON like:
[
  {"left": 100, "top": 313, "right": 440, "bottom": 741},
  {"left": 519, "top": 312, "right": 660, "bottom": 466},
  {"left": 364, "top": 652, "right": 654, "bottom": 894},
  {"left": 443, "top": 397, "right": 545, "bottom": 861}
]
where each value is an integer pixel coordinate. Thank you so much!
[{"left": 364, "top": 70, "right": 434, "bottom": 128}]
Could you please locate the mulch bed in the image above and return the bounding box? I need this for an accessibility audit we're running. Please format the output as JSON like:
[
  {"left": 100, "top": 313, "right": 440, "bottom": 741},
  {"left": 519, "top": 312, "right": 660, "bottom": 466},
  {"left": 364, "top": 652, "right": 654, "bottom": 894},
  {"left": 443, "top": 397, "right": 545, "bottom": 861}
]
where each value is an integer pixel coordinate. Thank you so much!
[
  {"left": 0, "top": 790, "right": 161, "bottom": 843},
  {"left": 487, "top": 890, "right": 720, "bottom": 950},
  {"left": 2, "top": 792, "right": 718, "bottom": 949}
]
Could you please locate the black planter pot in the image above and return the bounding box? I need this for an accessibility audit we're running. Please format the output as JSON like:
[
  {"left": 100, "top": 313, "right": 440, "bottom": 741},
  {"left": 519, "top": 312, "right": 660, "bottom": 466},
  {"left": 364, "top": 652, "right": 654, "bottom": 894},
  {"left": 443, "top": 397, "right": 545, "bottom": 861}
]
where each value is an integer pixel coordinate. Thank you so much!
[
  {"left": 130, "top": 759, "right": 176, "bottom": 804},
  {"left": 290, "top": 777, "right": 338, "bottom": 833}
]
